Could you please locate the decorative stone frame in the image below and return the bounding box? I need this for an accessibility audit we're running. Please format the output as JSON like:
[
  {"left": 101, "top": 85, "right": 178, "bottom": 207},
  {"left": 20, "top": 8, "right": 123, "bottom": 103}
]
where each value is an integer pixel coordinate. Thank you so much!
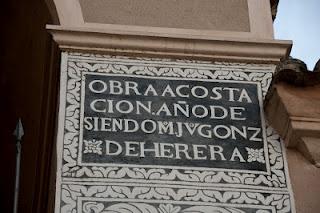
[{"left": 55, "top": 52, "right": 295, "bottom": 212}]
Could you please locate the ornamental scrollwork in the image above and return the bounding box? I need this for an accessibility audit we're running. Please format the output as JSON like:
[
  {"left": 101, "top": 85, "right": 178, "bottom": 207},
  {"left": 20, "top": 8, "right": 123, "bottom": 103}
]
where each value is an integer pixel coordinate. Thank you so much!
[
  {"left": 60, "top": 184, "right": 291, "bottom": 213},
  {"left": 56, "top": 53, "right": 293, "bottom": 213},
  {"left": 61, "top": 55, "right": 286, "bottom": 189}
]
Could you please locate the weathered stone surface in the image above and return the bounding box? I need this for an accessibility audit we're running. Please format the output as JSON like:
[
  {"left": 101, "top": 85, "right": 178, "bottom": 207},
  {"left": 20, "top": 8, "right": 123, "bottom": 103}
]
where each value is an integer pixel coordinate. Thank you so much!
[
  {"left": 55, "top": 52, "right": 295, "bottom": 212},
  {"left": 270, "top": 0, "right": 279, "bottom": 21},
  {"left": 265, "top": 58, "right": 320, "bottom": 165},
  {"left": 273, "top": 58, "right": 320, "bottom": 86},
  {"left": 286, "top": 149, "right": 320, "bottom": 213}
]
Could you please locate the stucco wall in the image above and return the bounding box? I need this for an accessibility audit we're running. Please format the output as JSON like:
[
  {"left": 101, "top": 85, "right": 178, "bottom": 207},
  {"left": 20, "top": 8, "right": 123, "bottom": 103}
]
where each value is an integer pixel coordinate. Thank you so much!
[
  {"left": 79, "top": 0, "right": 250, "bottom": 32},
  {"left": 287, "top": 149, "right": 320, "bottom": 213}
]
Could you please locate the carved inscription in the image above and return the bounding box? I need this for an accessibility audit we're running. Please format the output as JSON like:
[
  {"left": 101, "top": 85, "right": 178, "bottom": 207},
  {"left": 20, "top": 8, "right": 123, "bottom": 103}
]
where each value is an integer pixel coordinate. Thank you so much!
[
  {"left": 55, "top": 53, "right": 295, "bottom": 213},
  {"left": 80, "top": 74, "right": 267, "bottom": 172}
]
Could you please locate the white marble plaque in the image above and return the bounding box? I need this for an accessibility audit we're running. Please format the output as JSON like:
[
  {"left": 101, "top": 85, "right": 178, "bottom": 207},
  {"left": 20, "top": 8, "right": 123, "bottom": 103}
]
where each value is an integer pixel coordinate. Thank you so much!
[{"left": 55, "top": 52, "right": 295, "bottom": 213}]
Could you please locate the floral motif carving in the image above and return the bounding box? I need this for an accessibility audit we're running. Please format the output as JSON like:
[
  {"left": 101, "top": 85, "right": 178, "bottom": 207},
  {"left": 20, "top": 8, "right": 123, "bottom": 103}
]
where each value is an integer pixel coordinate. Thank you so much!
[
  {"left": 61, "top": 54, "right": 285, "bottom": 188},
  {"left": 60, "top": 184, "right": 289, "bottom": 213},
  {"left": 56, "top": 52, "right": 294, "bottom": 213},
  {"left": 246, "top": 148, "right": 266, "bottom": 163},
  {"left": 83, "top": 139, "right": 103, "bottom": 155}
]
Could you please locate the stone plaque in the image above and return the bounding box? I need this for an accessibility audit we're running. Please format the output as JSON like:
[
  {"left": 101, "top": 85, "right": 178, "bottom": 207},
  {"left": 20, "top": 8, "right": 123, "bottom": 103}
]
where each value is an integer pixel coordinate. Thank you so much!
[{"left": 55, "top": 53, "right": 295, "bottom": 213}]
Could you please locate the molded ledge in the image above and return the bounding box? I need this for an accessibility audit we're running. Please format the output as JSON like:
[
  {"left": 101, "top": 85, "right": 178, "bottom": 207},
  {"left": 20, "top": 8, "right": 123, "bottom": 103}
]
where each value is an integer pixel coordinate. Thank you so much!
[
  {"left": 47, "top": 25, "right": 291, "bottom": 63},
  {"left": 265, "top": 58, "right": 320, "bottom": 166},
  {"left": 265, "top": 83, "right": 320, "bottom": 167}
]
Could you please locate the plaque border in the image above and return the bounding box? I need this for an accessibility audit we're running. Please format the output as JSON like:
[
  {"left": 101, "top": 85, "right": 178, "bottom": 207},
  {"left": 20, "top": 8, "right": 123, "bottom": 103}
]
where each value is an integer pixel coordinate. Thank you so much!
[
  {"left": 54, "top": 52, "right": 296, "bottom": 213},
  {"left": 57, "top": 53, "right": 288, "bottom": 189}
]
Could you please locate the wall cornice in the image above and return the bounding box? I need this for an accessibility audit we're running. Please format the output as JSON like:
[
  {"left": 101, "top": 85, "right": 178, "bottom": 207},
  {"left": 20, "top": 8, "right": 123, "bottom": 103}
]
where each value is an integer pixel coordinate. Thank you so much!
[{"left": 47, "top": 25, "right": 291, "bottom": 63}]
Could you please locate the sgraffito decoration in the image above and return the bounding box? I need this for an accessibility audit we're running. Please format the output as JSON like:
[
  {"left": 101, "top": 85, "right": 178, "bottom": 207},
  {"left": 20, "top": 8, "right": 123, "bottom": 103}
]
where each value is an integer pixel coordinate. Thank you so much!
[{"left": 55, "top": 52, "right": 295, "bottom": 213}]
